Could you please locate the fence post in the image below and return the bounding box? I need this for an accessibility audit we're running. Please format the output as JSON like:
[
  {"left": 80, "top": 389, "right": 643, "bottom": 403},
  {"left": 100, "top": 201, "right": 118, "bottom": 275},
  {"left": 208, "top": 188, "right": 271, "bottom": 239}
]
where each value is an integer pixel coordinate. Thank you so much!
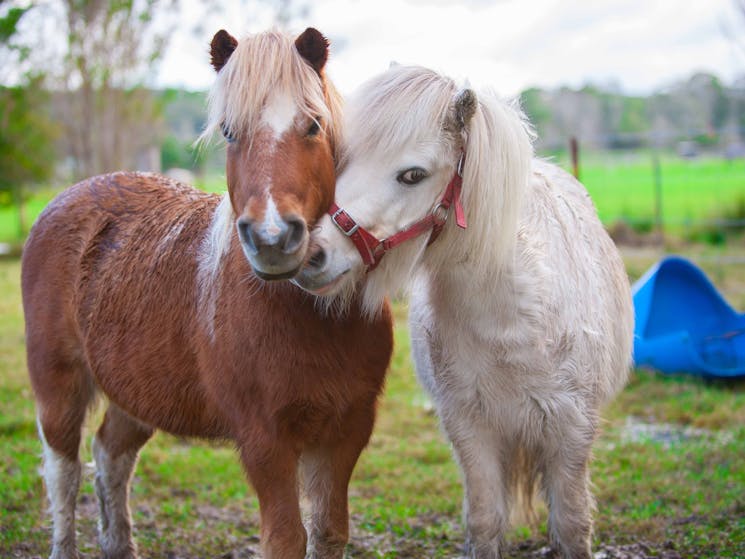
[
  {"left": 570, "top": 137, "right": 580, "bottom": 179},
  {"left": 652, "top": 149, "right": 664, "bottom": 243}
]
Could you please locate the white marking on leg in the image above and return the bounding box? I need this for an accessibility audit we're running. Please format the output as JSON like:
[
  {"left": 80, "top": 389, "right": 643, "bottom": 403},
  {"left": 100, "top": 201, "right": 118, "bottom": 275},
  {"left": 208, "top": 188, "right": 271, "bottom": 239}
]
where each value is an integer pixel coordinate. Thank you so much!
[
  {"left": 261, "top": 92, "right": 298, "bottom": 139},
  {"left": 37, "top": 416, "right": 80, "bottom": 559},
  {"left": 92, "top": 436, "right": 139, "bottom": 558}
]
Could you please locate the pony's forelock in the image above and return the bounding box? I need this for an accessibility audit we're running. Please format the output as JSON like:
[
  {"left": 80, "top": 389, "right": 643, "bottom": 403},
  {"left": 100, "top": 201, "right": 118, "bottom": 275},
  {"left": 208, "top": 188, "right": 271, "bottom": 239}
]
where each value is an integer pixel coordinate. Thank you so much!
[
  {"left": 339, "top": 66, "right": 456, "bottom": 169},
  {"left": 199, "top": 29, "right": 342, "bottom": 152}
]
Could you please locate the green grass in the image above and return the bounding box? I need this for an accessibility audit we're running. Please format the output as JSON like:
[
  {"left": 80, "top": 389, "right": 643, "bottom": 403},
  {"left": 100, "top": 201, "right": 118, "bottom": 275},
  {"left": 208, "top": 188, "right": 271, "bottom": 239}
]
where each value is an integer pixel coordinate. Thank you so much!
[
  {"left": 560, "top": 152, "right": 745, "bottom": 227},
  {"left": 2, "top": 253, "right": 745, "bottom": 557},
  {"left": 2, "top": 153, "right": 744, "bottom": 243}
]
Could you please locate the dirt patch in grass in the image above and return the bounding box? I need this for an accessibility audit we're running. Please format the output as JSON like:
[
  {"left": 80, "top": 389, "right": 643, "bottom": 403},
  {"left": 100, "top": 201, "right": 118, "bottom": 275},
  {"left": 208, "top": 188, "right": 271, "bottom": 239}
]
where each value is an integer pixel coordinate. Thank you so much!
[{"left": 0, "top": 527, "right": 715, "bottom": 559}]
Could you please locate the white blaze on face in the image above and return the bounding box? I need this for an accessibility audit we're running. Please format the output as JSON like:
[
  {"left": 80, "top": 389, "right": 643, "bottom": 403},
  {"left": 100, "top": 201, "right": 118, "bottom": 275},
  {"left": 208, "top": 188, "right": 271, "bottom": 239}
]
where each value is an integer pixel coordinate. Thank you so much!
[
  {"left": 261, "top": 92, "right": 298, "bottom": 140},
  {"left": 262, "top": 195, "right": 284, "bottom": 237},
  {"left": 257, "top": 92, "right": 299, "bottom": 235}
]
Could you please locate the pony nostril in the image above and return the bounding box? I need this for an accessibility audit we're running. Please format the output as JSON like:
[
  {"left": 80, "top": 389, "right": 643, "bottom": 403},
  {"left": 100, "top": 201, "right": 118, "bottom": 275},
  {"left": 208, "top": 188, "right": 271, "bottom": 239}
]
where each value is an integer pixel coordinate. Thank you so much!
[
  {"left": 282, "top": 216, "right": 306, "bottom": 254},
  {"left": 236, "top": 218, "right": 259, "bottom": 255},
  {"left": 307, "top": 247, "right": 326, "bottom": 271}
]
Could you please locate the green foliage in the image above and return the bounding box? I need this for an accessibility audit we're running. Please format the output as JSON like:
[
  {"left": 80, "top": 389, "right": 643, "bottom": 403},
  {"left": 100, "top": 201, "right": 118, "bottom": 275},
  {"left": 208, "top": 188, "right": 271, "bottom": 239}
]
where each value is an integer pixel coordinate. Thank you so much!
[
  {"left": 0, "top": 6, "right": 30, "bottom": 44},
  {"left": 685, "top": 194, "right": 745, "bottom": 245},
  {"left": 618, "top": 96, "right": 648, "bottom": 134},
  {"left": 0, "top": 3, "right": 57, "bottom": 238},
  {"left": 0, "top": 80, "right": 59, "bottom": 201},
  {"left": 159, "top": 88, "right": 208, "bottom": 139},
  {"left": 160, "top": 135, "right": 205, "bottom": 172},
  {"left": 520, "top": 87, "right": 551, "bottom": 130}
]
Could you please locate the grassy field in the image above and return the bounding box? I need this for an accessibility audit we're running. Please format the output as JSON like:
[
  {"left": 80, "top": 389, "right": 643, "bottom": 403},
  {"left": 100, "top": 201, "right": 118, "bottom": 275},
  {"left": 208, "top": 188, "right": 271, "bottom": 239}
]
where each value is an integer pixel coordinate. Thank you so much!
[
  {"left": 1, "top": 154, "right": 744, "bottom": 244},
  {"left": 2, "top": 253, "right": 745, "bottom": 558},
  {"left": 553, "top": 152, "right": 745, "bottom": 227}
]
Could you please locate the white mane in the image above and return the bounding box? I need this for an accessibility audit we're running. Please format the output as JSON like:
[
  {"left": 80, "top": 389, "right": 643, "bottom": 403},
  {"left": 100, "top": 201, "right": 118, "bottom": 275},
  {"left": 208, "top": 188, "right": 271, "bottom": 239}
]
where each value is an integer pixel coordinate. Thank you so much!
[
  {"left": 341, "top": 65, "right": 535, "bottom": 314},
  {"left": 196, "top": 194, "right": 234, "bottom": 341},
  {"left": 199, "top": 29, "right": 343, "bottom": 152}
]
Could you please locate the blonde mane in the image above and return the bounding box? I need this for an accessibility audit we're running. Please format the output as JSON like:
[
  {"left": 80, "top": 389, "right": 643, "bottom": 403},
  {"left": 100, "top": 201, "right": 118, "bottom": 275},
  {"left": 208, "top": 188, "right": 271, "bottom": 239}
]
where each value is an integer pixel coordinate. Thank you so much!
[{"left": 200, "top": 29, "right": 343, "bottom": 155}]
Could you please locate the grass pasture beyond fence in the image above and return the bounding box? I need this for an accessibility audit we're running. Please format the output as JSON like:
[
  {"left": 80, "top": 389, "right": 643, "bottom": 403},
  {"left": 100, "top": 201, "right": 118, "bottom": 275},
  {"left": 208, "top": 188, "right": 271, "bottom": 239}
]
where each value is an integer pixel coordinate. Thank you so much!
[
  {"left": 1, "top": 153, "right": 744, "bottom": 244},
  {"left": 556, "top": 152, "right": 745, "bottom": 232}
]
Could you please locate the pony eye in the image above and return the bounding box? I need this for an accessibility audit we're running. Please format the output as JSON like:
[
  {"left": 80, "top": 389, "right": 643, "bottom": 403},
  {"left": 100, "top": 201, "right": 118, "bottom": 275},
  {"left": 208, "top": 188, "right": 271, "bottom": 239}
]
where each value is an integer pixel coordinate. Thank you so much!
[
  {"left": 221, "top": 122, "right": 237, "bottom": 144},
  {"left": 397, "top": 167, "right": 429, "bottom": 186},
  {"left": 306, "top": 117, "right": 321, "bottom": 137}
]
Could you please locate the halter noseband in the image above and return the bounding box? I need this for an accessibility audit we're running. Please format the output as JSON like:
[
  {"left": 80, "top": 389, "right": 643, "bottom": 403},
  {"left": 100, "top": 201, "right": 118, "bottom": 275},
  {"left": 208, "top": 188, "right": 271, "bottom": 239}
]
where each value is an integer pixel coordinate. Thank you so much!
[{"left": 328, "top": 152, "right": 467, "bottom": 271}]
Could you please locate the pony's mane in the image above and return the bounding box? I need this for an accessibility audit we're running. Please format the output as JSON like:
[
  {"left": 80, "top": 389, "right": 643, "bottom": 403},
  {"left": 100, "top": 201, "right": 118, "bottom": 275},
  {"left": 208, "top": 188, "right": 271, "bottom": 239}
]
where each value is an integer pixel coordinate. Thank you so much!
[
  {"left": 447, "top": 85, "right": 535, "bottom": 280},
  {"left": 200, "top": 29, "right": 343, "bottom": 152},
  {"left": 342, "top": 65, "right": 534, "bottom": 314},
  {"left": 197, "top": 194, "right": 234, "bottom": 341}
]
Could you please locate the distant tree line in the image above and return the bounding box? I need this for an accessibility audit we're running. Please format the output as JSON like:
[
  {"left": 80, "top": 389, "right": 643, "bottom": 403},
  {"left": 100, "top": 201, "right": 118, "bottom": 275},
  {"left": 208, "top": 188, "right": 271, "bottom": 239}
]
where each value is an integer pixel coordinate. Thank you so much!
[
  {"left": 520, "top": 72, "right": 745, "bottom": 153},
  {"left": 152, "top": 71, "right": 745, "bottom": 174}
]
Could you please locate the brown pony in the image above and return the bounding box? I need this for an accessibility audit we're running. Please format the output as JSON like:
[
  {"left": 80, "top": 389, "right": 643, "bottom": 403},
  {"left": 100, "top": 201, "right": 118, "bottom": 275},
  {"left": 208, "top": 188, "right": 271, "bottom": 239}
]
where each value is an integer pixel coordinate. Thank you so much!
[{"left": 21, "top": 28, "right": 392, "bottom": 559}]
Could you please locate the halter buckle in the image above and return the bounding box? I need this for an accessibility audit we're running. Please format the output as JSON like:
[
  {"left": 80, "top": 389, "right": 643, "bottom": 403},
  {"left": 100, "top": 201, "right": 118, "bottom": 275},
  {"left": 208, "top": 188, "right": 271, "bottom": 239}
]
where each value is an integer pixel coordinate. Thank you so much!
[{"left": 331, "top": 207, "right": 359, "bottom": 236}]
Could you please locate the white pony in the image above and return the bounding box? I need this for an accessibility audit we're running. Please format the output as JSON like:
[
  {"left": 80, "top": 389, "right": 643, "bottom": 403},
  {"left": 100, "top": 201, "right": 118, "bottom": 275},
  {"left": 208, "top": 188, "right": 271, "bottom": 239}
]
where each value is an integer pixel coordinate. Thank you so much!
[{"left": 294, "top": 65, "right": 634, "bottom": 559}]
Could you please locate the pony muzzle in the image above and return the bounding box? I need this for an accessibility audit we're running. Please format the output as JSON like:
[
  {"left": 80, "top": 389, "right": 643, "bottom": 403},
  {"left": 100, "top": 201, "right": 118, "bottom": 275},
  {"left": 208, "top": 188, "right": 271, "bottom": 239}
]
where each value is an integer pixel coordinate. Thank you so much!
[
  {"left": 293, "top": 241, "right": 353, "bottom": 296},
  {"left": 236, "top": 214, "right": 308, "bottom": 280}
]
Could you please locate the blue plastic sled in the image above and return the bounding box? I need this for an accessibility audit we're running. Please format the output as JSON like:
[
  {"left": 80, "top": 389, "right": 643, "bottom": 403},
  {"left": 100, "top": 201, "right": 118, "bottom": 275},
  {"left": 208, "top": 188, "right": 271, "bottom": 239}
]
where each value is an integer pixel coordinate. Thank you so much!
[{"left": 633, "top": 256, "right": 745, "bottom": 378}]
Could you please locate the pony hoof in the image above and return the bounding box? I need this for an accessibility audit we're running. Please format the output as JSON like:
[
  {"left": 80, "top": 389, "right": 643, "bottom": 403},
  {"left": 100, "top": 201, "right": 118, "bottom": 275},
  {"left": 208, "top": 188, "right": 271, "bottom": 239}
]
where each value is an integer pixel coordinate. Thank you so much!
[{"left": 49, "top": 547, "right": 81, "bottom": 559}]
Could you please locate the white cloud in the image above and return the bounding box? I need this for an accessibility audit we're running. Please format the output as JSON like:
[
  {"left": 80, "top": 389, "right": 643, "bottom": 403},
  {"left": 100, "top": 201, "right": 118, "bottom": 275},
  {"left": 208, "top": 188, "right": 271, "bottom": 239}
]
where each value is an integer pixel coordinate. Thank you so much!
[{"left": 158, "top": 0, "right": 745, "bottom": 95}]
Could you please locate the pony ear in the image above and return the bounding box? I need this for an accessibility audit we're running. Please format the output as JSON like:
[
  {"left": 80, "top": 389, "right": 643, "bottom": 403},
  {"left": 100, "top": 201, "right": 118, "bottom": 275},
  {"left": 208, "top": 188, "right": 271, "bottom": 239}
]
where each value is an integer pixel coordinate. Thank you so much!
[
  {"left": 295, "top": 27, "right": 329, "bottom": 75},
  {"left": 451, "top": 88, "right": 478, "bottom": 132},
  {"left": 210, "top": 29, "right": 238, "bottom": 73}
]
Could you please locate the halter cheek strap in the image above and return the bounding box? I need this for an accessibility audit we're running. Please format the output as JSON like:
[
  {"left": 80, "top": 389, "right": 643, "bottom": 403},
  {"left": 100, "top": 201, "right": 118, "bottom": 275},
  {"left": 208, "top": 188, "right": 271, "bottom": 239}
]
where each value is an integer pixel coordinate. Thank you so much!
[{"left": 328, "top": 152, "right": 467, "bottom": 271}]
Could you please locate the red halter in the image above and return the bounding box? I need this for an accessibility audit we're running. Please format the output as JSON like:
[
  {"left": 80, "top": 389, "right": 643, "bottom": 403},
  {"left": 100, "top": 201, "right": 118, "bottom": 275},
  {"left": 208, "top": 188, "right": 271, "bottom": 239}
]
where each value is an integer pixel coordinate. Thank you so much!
[{"left": 328, "top": 153, "right": 467, "bottom": 271}]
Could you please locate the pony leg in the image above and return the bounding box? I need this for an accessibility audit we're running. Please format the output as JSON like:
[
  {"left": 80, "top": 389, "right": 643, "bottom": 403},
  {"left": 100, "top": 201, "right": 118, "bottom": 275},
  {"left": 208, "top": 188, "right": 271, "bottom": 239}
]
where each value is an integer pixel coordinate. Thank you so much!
[
  {"left": 92, "top": 404, "right": 153, "bottom": 559},
  {"left": 37, "top": 418, "right": 83, "bottom": 559},
  {"left": 239, "top": 436, "right": 306, "bottom": 559},
  {"left": 34, "top": 364, "right": 95, "bottom": 559},
  {"left": 540, "top": 416, "right": 595, "bottom": 559},
  {"left": 301, "top": 402, "right": 377, "bottom": 559},
  {"left": 441, "top": 413, "right": 510, "bottom": 559}
]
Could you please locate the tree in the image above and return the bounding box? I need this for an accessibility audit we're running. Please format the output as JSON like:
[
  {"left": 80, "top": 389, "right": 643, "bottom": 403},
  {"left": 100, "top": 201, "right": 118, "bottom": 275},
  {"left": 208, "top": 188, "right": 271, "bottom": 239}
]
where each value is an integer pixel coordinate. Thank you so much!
[
  {"left": 54, "top": 0, "right": 178, "bottom": 179},
  {"left": 0, "top": 3, "right": 59, "bottom": 237},
  {"left": 0, "top": 81, "right": 59, "bottom": 235}
]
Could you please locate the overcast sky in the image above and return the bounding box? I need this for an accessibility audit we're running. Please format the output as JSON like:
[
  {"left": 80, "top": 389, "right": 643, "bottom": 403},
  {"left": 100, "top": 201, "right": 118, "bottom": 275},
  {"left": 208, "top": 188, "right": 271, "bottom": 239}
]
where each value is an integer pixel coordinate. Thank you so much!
[{"left": 157, "top": 0, "right": 745, "bottom": 97}]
